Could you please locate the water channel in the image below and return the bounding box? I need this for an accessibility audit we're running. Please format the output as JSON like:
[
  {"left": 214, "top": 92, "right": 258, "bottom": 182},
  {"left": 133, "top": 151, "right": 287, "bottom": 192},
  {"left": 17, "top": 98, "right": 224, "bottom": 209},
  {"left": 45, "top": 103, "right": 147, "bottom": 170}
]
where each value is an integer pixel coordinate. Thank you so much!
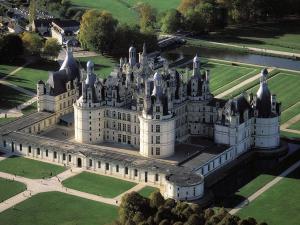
[{"left": 161, "top": 45, "right": 300, "bottom": 71}]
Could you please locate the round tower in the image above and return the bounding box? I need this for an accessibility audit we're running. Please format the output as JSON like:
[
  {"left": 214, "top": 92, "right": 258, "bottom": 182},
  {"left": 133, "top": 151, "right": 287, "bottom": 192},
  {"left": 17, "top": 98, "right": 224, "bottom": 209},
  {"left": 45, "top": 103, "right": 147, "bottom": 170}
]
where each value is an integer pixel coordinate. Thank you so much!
[
  {"left": 139, "top": 72, "right": 175, "bottom": 158},
  {"left": 129, "top": 46, "right": 136, "bottom": 67}
]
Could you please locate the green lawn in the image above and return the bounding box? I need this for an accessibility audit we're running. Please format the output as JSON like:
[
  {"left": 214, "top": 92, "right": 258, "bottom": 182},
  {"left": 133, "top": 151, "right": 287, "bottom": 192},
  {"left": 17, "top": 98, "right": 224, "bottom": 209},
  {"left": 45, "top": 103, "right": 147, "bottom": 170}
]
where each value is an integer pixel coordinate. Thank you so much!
[
  {"left": 21, "top": 101, "right": 37, "bottom": 115},
  {"left": 0, "top": 192, "right": 118, "bottom": 225},
  {"left": 63, "top": 171, "right": 136, "bottom": 198},
  {"left": 0, "top": 177, "right": 26, "bottom": 202},
  {"left": 0, "top": 64, "right": 18, "bottom": 79},
  {"left": 138, "top": 186, "right": 159, "bottom": 198},
  {"left": 0, "top": 156, "right": 66, "bottom": 179},
  {"left": 281, "top": 130, "right": 300, "bottom": 139},
  {"left": 193, "top": 19, "right": 300, "bottom": 54},
  {"left": 6, "top": 60, "right": 59, "bottom": 93},
  {"left": 238, "top": 167, "right": 300, "bottom": 225},
  {"left": 281, "top": 103, "right": 300, "bottom": 124},
  {"left": 70, "top": 0, "right": 180, "bottom": 25},
  {"left": 77, "top": 55, "right": 117, "bottom": 78},
  {"left": 289, "top": 120, "right": 300, "bottom": 130},
  {"left": 236, "top": 174, "right": 275, "bottom": 198},
  {"left": 0, "top": 84, "right": 31, "bottom": 109}
]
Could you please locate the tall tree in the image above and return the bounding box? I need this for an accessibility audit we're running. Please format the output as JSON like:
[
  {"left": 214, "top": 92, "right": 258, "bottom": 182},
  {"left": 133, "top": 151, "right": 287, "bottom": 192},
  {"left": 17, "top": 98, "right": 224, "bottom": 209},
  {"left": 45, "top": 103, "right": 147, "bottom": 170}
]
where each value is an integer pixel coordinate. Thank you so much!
[
  {"left": 178, "top": 0, "right": 201, "bottom": 15},
  {"left": 78, "top": 10, "right": 118, "bottom": 54},
  {"left": 160, "top": 9, "right": 183, "bottom": 33},
  {"left": 21, "top": 32, "right": 43, "bottom": 55},
  {"left": 0, "top": 34, "right": 23, "bottom": 62},
  {"left": 43, "top": 38, "right": 61, "bottom": 59},
  {"left": 136, "top": 2, "right": 157, "bottom": 33}
]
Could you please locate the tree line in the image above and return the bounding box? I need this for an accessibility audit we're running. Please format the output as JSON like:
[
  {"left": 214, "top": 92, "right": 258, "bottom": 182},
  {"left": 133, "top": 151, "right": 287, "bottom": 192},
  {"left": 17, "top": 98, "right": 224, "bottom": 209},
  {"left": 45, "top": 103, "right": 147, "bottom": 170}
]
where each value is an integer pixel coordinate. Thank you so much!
[
  {"left": 0, "top": 33, "right": 61, "bottom": 63},
  {"left": 110, "top": 191, "right": 268, "bottom": 225}
]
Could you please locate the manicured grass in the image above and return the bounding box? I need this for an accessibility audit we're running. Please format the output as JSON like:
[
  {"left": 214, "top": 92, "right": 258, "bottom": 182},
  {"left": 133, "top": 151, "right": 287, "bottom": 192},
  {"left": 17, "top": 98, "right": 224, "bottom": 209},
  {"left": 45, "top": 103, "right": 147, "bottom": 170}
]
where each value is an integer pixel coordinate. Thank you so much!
[
  {"left": 289, "top": 120, "right": 300, "bottom": 130},
  {"left": 21, "top": 101, "right": 37, "bottom": 115},
  {"left": 237, "top": 167, "right": 300, "bottom": 225},
  {"left": 70, "top": 0, "right": 180, "bottom": 25},
  {"left": 0, "top": 177, "right": 26, "bottom": 201},
  {"left": 6, "top": 60, "right": 59, "bottom": 93},
  {"left": 281, "top": 130, "right": 300, "bottom": 139},
  {"left": 63, "top": 171, "right": 136, "bottom": 198},
  {"left": 77, "top": 55, "right": 117, "bottom": 78},
  {"left": 0, "top": 64, "right": 18, "bottom": 79},
  {"left": 0, "top": 84, "right": 31, "bottom": 109},
  {"left": 281, "top": 103, "right": 300, "bottom": 124},
  {"left": 0, "top": 156, "right": 66, "bottom": 179},
  {"left": 196, "top": 20, "right": 300, "bottom": 54},
  {"left": 138, "top": 186, "right": 159, "bottom": 198},
  {"left": 236, "top": 174, "right": 275, "bottom": 198},
  {"left": 0, "top": 191, "right": 118, "bottom": 225}
]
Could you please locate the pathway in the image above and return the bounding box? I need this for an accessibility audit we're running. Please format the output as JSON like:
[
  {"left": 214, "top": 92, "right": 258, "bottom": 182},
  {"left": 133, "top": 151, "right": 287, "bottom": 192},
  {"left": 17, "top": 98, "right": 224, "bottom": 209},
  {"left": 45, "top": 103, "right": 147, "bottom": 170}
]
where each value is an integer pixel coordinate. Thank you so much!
[
  {"left": 114, "top": 183, "right": 146, "bottom": 202},
  {"left": 0, "top": 168, "right": 119, "bottom": 213},
  {"left": 215, "top": 68, "right": 273, "bottom": 98},
  {"left": 0, "top": 97, "right": 37, "bottom": 118},
  {"left": 229, "top": 159, "right": 300, "bottom": 215},
  {"left": 207, "top": 41, "right": 300, "bottom": 58},
  {"left": 1, "top": 60, "right": 33, "bottom": 81}
]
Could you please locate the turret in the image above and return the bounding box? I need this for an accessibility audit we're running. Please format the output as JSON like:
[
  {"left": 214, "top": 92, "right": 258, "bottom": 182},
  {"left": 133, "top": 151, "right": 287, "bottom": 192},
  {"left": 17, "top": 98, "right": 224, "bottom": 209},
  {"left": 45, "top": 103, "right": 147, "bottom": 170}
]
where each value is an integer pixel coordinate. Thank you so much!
[
  {"left": 129, "top": 46, "right": 136, "bottom": 67},
  {"left": 256, "top": 68, "right": 271, "bottom": 118},
  {"left": 192, "top": 54, "right": 201, "bottom": 77}
]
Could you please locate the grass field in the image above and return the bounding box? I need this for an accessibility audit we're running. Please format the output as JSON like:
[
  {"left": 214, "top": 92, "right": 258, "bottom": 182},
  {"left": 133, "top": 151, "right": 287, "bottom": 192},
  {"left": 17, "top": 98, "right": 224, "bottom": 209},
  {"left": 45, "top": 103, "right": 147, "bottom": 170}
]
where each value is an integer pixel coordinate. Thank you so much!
[
  {"left": 236, "top": 174, "right": 275, "bottom": 198},
  {"left": 0, "top": 84, "right": 31, "bottom": 110},
  {"left": 5, "top": 60, "right": 59, "bottom": 93},
  {"left": 0, "top": 65, "right": 18, "bottom": 79},
  {"left": 21, "top": 101, "right": 37, "bottom": 115},
  {"left": 77, "top": 55, "right": 117, "bottom": 78},
  {"left": 195, "top": 19, "right": 300, "bottom": 54},
  {"left": 0, "top": 177, "right": 26, "bottom": 202},
  {"left": 237, "top": 167, "right": 300, "bottom": 225},
  {"left": 63, "top": 171, "right": 136, "bottom": 198},
  {"left": 281, "top": 103, "right": 300, "bottom": 124},
  {"left": 0, "top": 192, "right": 118, "bottom": 225},
  {"left": 70, "top": 0, "right": 180, "bottom": 25},
  {"left": 138, "top": 186, "right": 159, "bottom": 198},
  {"left": 0, "top": 156, "right": 66, "bottom": 179},
  {"left": 289, "top": 120, "right": 300, "bottom": 130}
]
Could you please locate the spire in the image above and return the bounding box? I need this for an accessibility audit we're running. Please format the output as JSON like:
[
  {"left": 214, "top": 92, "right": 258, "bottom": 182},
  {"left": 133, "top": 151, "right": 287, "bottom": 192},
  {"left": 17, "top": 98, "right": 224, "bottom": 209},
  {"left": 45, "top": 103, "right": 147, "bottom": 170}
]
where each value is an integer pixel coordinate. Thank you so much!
[
  {"left": 142, "top": 43, "right": 147, "bottom": 56},
  {"left": 260, "top": 68, "right": 268, "bottom": 84},
  {"left": 192, "top": 54, "right": 200, "bottom": 77}
]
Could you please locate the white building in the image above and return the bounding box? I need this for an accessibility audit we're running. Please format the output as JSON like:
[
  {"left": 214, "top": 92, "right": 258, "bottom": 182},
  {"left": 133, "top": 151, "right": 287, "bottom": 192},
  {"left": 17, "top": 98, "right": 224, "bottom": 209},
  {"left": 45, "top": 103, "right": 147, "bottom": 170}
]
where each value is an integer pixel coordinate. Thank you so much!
[{"left": 0, "top": 44, "right": 281, "bottom": 201}]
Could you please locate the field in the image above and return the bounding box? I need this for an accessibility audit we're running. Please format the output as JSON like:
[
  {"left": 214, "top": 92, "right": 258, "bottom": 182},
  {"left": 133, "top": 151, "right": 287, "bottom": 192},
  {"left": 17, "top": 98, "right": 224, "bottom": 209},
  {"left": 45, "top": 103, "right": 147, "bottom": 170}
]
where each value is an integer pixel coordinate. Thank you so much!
[
  {"left": 70, "top": 0, "right": 180, "bottom": 25},
  {"left": 0, "top": 84, "right": 31, "bottom": 109},
  {"left": 0, "top": 177, "right": 26, "bottom": 201},
  {"left": 5, "top": 60, "right": 59, "bottom": 93},
  {"left": 237, "top": 167, "right": 300, "bottom": 225},
  {"left": 63, "top": 171, "right": 136, "bottom": 198},
  {"left": 0, "top": 156, "right": 66, "bottom": 179},
  {"left": 77, "top": 55, "right": 117, "bottom": 78},
  {"left": 0, "top": 192, "right": 118, "bottom": 225},
  {"left": 138, "top": 186, "right": 159, "bottom": 198},
  {"left": 192, "top": 19, "right": 300, "bottom": 54}
]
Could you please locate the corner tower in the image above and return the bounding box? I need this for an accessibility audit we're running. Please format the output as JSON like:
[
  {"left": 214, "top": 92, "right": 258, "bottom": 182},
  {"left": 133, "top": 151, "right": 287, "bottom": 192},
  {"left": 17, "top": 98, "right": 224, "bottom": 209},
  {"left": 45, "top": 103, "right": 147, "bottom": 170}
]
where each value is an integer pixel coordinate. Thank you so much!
[{"left": 139, "top": 72, "right": 176, "bottom": 158}]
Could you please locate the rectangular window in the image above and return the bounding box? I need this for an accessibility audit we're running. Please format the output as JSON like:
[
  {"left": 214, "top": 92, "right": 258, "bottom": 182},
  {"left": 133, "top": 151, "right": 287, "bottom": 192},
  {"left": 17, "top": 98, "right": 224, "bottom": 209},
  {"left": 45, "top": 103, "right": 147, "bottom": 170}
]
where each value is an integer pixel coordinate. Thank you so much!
[
  {"left": 134, "top": 169, "right": 138, "bottom": 177},
  {"left": 28, "top": 146, "right": 31, "bottom": 153},
  {"left": 68, "top": 155, "right": 71, "bottom": 162},
  {"left": 156, "top": 125, "right": 160, "bottom": 133},
  {"left": 63, "top": 153, "right": 66, "bottom": 160},
  {"left": 37, "top": 148, "right": 40, "bottom": 155},
  {"left": 105, "top": 163, "right": 109, "bottom": 171},
  {"left": 125, "top": 167, "right": 128, "bottom": 175},
  {"left": 3, "top": 140, "right": 6, "bottom": 147},
  {"left": 19, "top": 144, "right": 22, "bottom": 151},
  {"left": 156, "top": 106, "right": 160, "bottom": 112},
  {"left": 116, "top": 165, "right": 119, "bottom": 172},
  {"left": 98, "top": 161, "right": 101, "bottom": 168},
  {"left": 127, "top": 124, "right": 131, "bottom": 132},
  {"left": 89, "top": 159, "right": 92, "bottom": 167},
  {"left": 46, "top": 149, "right": 48, "bottom": 157},
  {"left": 155, "top": 173, "right": 159, "bottom": 182},
  {"left": 156, "top": 147, "right": 160, "bottom": 155},
  {"left": 156, "top": 136, "right": 160, "bottom": 144},
  {"left": 54, "top": 151, "right": 57, "bottom": 159}
]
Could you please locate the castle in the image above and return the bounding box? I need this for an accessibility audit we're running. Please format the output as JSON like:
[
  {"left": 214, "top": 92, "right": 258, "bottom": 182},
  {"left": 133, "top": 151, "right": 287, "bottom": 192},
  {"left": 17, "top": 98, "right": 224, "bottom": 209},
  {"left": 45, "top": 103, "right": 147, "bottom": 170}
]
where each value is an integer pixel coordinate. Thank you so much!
[{"left": 0, "top": 44, "right": 281, "bottom": 201}]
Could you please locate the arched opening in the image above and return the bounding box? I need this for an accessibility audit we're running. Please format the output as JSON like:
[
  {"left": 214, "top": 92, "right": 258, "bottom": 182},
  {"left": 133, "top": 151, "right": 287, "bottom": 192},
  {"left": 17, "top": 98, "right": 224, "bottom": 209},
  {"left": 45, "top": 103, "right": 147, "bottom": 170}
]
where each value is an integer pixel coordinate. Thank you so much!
[
  {"left": 77, "top": 158, "right": 82, "bottom": 168},
  {"left": 11, "top": 142, "right": 14, "bottom": 152}
]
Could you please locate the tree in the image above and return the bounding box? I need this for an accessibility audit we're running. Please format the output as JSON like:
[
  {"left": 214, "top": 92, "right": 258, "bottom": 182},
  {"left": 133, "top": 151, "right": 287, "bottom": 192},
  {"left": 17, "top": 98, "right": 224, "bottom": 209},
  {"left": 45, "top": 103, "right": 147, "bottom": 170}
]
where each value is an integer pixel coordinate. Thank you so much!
[
  {"left": 21, "top": 32, "right": 43, "bottom": 55},
  {"left": 133, "top": 211, "right": 145, "bottom": 224},
  {"left": 178, "top": 0, "right": 201, "bottom": 15},
  {"left": 0, "top": 34, "right": 23, "bottom": 62},
  {"left": 159, "top": 219, "right": 170, "bottom": 225},
  {"left": 160, "top": 9, "right": 183, "bottom": 33},
  {"left": 184, "top": 214, "right": 204, "bottom": 225},
  {"left": 78, "top": 9, "right": 118, "bottom": 54},
  {"left": 43, "top": 38, "right": 61, "bottom": 59},
  {"left": 119, "top": 192, "right": 150, "bottom": 224},
  {"left": 149, "top": 191, "right": 165, "bottom": 209},
  {"left": 28, "top": 0, "right": 36, "bottom": 24},
  {"left": 136, "top": 2, "right": 157, "bottom": 33}
]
